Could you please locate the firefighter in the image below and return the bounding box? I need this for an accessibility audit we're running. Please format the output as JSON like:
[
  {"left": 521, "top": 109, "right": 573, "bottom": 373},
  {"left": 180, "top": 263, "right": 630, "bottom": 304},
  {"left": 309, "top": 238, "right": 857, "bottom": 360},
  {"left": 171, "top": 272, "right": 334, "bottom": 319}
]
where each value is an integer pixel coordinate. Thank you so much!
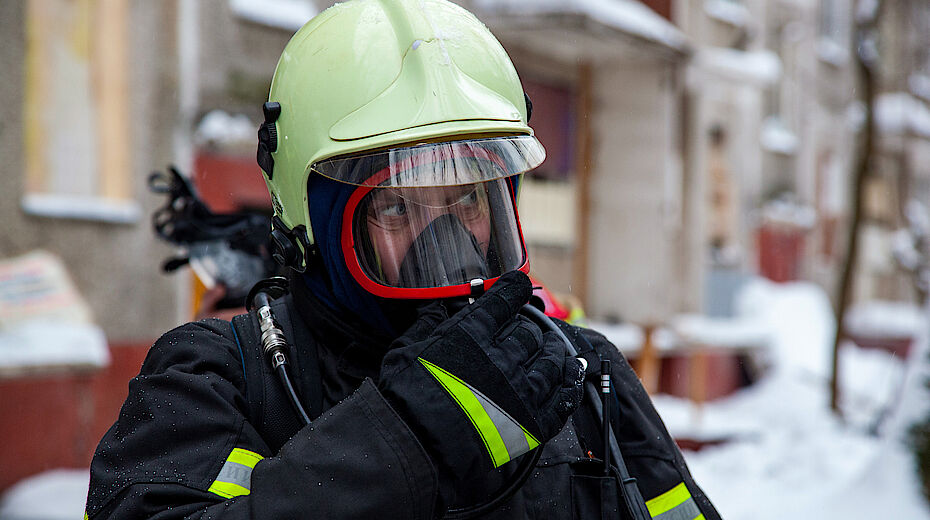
[{"left": 86, "top": 1, "right": 720, "bottom": 518}]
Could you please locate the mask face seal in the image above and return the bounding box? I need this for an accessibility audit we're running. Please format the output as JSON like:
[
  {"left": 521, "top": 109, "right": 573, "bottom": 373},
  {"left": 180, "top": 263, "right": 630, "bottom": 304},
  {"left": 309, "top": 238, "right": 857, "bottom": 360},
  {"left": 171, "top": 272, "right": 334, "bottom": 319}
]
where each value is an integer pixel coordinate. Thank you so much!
[{"left": 343, "top": 178, "right": 527, "bottom": 299}]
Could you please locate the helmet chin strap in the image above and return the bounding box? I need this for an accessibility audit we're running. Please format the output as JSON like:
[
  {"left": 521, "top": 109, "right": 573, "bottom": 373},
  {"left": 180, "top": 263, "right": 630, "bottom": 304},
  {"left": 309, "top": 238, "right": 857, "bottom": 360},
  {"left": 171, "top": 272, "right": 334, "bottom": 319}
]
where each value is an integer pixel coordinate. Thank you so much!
[{"left": 397, "top": 213, "right": 489, "bottom": 288}]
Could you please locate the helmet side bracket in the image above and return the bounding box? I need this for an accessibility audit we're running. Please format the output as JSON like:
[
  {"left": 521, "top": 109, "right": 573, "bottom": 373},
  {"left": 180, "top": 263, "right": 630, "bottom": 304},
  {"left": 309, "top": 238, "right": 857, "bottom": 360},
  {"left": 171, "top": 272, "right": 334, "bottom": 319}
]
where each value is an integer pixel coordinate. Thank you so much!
[{"left": 270, "top": 215, "right": 317, "bottom": 273}]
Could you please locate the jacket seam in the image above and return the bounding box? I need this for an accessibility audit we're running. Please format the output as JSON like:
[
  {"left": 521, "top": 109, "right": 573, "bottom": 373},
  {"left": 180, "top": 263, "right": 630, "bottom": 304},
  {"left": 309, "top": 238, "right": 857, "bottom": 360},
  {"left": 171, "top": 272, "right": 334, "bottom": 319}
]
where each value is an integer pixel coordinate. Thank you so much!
[{"left": 358, "top": 381, "right": 437, "bottom": 520}]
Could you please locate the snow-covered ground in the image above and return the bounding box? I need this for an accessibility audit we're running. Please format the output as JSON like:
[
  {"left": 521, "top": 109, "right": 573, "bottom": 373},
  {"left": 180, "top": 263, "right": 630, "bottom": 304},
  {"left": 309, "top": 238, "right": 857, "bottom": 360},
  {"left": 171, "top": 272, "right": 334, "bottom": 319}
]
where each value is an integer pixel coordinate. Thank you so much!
[
  {"left": 653, "top": 277, "right": 930, "bottom": 519},
  {"left": 2, "top": 278, "right": 928, "bottom": 519}
]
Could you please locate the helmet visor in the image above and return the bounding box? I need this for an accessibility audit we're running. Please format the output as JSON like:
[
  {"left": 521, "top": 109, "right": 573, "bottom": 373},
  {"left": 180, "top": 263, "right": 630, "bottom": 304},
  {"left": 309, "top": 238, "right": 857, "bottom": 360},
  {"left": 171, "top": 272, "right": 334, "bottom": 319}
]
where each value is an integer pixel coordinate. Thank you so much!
[
  {"left": 312, "top": 135, "right": 544, "bottom": 187},
  {"left": 350, "top": 178, "right": 525, "bottom": 290}
]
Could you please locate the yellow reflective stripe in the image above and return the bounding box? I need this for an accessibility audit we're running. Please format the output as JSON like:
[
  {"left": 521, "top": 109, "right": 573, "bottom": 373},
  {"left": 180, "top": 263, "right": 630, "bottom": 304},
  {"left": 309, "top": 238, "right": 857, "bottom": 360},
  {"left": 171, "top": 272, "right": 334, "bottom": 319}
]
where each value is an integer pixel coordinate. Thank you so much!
[
  {"left": 226, "top": 447, "right": 263, "bottom": 468},
  {"left": 84, "top": 513, "right": 90, "bottom": 520},
  {"left": 646, "top": 482, "right": 693, "bottom": 518},
  {"left": 208, "top": 447, "right": 264, "bottom": 499},
  {"left": 419, "top": 358, "right": 510, "bottom": 467},
  {"left": 208, "top": 479, "right": 251, "bottom": 499}
]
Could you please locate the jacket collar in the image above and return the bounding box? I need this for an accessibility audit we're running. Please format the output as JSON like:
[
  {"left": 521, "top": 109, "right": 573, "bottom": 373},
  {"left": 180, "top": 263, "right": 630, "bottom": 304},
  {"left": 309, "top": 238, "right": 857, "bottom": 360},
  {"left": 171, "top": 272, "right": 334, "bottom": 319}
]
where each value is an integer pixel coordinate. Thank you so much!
[{"left": 289, "top": 273, "right": 395, "bottom": 382}]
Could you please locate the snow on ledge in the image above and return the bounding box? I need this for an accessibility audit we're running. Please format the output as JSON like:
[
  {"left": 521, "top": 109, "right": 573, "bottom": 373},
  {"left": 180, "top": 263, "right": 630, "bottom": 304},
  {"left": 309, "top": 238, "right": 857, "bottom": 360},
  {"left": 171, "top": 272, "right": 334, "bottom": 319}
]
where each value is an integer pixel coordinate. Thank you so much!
[
  {"left": 704, "top": 0, "right": 750, "bottom": 28},
  {"left": 473, "top": 0, "right": 689, "bottom": 52},
  {"left": 672, "top": 314, "right": 770, "bottom": 349},
  {"left": 229, "top": 0, "right": 318, "bottom": 32},
  {"left": 844, "top": 300, "right": 924, "bottom": 340},
  {"left": 696, "top": 47, "right": 781, "bottom": 86},
  {"left": 195, "top": 110, "right": 256, "bottom": 148},
  {"left": 761, "top": 116, "right": 799, "bottom": 155},
  {"left": 0, "top": 320, "right": 109, "bottom": 373},
  {"left": 816, "top": 37, "right": 850, "bottom": 67}
]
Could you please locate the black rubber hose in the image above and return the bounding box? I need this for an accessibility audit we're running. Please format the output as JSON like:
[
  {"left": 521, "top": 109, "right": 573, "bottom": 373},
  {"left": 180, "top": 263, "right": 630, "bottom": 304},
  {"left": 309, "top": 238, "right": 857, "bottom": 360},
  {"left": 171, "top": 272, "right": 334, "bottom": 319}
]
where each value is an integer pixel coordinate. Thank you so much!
[
  {"left": 276, "top": 363, "right": 311, "bottom": 427},
  {"left": 443, "top": 447, "right": 542, "bottom": 519}
]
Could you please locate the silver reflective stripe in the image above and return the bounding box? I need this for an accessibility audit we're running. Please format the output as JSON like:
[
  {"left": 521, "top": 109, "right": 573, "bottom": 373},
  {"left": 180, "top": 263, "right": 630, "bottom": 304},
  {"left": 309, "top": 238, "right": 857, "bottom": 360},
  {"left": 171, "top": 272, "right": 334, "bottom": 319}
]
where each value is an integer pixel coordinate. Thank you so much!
[
  {"left": 216, "top": 460, "right": 254, "bottom": 491},
  {"left": 472, "top": 385, "right": 531, "bottom": 459},
  {"left": 653, "top": 497, "right": 702, "bottom": 520}
]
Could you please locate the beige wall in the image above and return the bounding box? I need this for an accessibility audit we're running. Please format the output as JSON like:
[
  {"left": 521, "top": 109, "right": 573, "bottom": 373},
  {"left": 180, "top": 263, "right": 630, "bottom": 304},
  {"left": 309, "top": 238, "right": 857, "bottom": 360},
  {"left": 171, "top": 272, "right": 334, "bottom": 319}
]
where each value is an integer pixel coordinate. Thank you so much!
[
  {"left": 0, "top": 1, "right": 185, "bottom": 342},
  {"left": 587, "top": 61, "right": 683, "bottom": 324}
]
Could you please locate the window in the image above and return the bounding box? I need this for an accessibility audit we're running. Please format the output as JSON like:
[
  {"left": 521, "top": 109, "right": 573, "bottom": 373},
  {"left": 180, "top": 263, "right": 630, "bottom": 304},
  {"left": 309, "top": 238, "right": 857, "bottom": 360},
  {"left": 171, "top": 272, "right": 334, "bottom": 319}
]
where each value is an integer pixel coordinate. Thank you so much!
[{"left": 22, "top": 0, "right": 138, "bottom": 223}]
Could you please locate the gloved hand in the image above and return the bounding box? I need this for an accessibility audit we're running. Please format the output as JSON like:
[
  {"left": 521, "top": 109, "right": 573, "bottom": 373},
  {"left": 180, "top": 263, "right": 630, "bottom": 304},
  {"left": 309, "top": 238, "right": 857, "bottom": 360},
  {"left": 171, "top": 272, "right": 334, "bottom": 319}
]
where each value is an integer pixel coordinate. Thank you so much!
[{"left": 378, "top": 270, "right": 585, "bottom": 498}]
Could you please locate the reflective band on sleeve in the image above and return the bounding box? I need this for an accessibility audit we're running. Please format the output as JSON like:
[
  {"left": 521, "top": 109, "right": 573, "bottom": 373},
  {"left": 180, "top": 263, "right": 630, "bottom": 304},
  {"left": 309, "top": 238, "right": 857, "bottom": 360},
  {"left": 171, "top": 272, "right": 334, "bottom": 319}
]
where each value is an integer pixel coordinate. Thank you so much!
[
  {"left": 208, "top": 447, "right": 264, "bottom": 499},
  {"left": 419, "top": 358, "right": 539, "bottom": 468},
  {"left": 646, "top": 482, "right": 704, "bottom": 520}
]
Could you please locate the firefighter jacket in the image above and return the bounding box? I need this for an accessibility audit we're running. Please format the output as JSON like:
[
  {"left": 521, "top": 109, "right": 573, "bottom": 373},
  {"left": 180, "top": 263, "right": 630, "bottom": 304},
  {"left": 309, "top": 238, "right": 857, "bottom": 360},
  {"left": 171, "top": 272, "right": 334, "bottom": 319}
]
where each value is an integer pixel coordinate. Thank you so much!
[{"left": 85, "top": 278, "right": 721, "bottom": 519}]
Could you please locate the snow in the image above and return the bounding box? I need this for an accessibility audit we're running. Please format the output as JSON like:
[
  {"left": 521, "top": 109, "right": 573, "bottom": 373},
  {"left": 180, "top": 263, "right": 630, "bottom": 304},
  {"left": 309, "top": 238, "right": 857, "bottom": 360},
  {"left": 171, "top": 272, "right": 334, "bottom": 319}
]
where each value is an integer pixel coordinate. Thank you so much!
[
  {"left": 876, "top": 92, "right": 930, "bottom": 139},
  {"left": 194, "top": 110, "right": 256, "bottom": 148},
  {"left": 653, "top": 278, "right": 930, "bottom": 520},
  {"left": 758, "top": 194, "right": 817, "bottom": 230},
  {"left": 0, "top": 320, "right": 109, "bottom": 372},
  {"left": 696, "top": 47, "right": 782, "bottom": 86},
  {"left": 0, "top": 469, "right": 89, "bottom": 520},
  {"left": 228, "top": 0, "right": 318, "bottom": 32},
  {"left": 761, "top": 116, "right": 799, "bottom": 155},
  {"left": 845, "top": 300, "right": 924, "bottom": 339},
  {"left": 910, "top": 74, "right": 930, "bottom": 102},
  {"left": 816, "top": 37, "right": 850, "bottom": 67},
  {"left": 473, "top": 0, "right": 689, "bottom": 52},
  {"left": 703, "top": 0, "right": 750, "bottom": 28},
  {"left": 588, "top": 321, "right": 680, "bottom": 354},
  {"left": 671, "top": 313, "right": 770, "bottom": 350}
]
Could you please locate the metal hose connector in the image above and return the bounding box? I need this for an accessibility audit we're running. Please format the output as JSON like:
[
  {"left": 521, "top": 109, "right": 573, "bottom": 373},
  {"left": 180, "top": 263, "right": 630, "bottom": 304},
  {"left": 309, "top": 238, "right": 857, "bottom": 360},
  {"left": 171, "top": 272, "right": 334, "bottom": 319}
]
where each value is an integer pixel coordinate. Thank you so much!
[{"left": 258, "top": 305, "right": 288, "bottom": 368}]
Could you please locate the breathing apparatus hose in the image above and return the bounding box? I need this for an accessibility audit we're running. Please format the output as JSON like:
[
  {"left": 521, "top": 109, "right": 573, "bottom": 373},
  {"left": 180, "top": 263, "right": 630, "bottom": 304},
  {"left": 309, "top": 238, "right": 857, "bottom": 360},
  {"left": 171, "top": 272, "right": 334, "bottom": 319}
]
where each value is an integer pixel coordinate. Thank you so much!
[{"left": 253, "top": 287, "right": 312, "bottom": 427}]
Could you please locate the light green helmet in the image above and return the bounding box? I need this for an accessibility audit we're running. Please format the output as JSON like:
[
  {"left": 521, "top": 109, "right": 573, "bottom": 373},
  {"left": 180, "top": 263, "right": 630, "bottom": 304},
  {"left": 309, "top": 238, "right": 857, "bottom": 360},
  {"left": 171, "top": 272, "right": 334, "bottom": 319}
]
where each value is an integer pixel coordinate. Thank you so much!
[{"left": 257, "top": 0, "right": 544, "bottom": 271}]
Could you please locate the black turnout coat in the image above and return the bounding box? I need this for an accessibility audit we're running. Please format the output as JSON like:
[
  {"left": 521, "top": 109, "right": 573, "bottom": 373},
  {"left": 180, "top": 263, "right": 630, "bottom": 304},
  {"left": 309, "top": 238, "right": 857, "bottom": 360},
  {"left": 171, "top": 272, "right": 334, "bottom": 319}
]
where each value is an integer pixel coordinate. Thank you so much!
[{"left": 86, "top": 279, "right": 720, "bottom": 519}]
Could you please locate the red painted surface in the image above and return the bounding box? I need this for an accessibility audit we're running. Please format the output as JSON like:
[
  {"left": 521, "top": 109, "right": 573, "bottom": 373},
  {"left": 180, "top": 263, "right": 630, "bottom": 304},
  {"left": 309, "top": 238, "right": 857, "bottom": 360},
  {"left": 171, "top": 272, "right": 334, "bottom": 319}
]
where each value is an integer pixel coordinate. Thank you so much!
[
  {"left": 193, "top": 152, "right": 271, "bottom": 213},
  {"left": 757, "top": 225, "right": 806, "bottom": 283},
  {"left": 657, "top": 352, "right": 745, "bottom": 401},
  {"left": 637, "top": 0, "right": 672, "bottom": 20},
  {"left": 847, "top": 334, "right": 913, "bottom": 359},
  {"left": 0, "top": 343, "right": 151, "bottom": 493},
  {"left": 626, "top": 350, "right": 747, "bottom": 401}
]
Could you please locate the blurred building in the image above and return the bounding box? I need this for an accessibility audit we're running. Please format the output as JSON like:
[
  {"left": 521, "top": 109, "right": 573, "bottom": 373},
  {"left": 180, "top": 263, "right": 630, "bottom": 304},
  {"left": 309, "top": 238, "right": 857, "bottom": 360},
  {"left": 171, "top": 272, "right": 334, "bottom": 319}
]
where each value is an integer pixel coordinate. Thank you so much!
[
  {"left": 3, "top": 0, "right": 929, "bottom": 348},
  {"left": 863, "top": 0, "right": 930, "bottom": 303}
]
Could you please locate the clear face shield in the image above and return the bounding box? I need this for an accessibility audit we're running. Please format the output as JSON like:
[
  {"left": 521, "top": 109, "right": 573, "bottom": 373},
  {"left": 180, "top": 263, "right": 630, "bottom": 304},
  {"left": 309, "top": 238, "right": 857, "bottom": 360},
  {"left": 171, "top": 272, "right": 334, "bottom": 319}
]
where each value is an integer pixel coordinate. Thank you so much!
[{"left": 316, "top": 136, "right": 544, "bottom": 299}]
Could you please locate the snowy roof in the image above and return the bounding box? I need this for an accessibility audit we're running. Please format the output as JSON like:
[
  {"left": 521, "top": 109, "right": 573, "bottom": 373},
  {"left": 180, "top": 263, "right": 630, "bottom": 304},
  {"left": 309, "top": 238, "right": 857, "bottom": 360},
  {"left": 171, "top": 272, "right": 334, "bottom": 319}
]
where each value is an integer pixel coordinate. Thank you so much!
[{"left": 472, "top": 0, "right": 690, "bottom": 55}]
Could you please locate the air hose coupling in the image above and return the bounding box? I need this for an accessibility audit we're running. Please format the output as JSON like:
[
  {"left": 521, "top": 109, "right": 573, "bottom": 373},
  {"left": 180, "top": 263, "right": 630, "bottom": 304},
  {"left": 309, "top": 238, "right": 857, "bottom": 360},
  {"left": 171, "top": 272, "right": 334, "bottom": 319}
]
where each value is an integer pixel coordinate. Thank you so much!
[{"left": 258, "top": 305, "right": 288, "bottom": 369}]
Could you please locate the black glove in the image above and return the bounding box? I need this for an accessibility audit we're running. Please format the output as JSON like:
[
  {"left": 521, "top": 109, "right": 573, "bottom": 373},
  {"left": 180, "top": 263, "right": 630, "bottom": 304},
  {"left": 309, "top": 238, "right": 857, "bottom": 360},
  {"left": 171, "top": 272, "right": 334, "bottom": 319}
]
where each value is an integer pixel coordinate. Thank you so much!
[{"left": 378, "top": 271, "right": 585, "bottom": 496}]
